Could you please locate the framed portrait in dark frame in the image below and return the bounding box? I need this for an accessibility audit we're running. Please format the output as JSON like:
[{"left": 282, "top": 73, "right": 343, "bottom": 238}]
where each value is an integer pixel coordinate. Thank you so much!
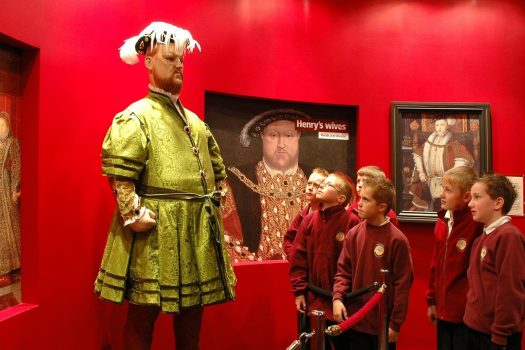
[
  {"left": 205, "top": 91, "right": 357, "bottom": 261},
  {"left": 0, "top": 42, "right": 23, "bottom": 310},
  {"left": 391, "top": 102, "right": 492, "bottom": 223}
]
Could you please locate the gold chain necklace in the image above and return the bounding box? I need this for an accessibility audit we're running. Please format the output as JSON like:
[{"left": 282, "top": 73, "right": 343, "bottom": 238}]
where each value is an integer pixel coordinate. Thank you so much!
[{"left": 228, "top": 166, "right": 306, "bottom": 199}]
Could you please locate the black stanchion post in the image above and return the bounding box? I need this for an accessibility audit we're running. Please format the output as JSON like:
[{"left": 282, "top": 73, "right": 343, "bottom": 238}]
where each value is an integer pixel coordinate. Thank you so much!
[
  {"left": 310, "top": 310, "right": 325, "bottom": 350},
  {"left": 378, "top": 269, "right": 389, "bottom": 350}
]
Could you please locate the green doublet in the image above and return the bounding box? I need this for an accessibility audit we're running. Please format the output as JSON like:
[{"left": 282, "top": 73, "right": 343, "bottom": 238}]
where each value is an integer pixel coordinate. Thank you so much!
[{"left": 94, "top": 90, "right": 236, "bottom": 313}]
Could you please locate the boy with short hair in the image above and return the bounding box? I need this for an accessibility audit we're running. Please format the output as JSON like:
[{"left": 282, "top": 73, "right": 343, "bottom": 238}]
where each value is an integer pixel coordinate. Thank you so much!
[
  {"left": 289, "top": 171, "right": 360, "bottom": 349},
  {"left": 349, "top": 165, "right": 399, "bottom": 227},
  {"left": 284, "top": 167, "right": 330, "bottom": 260},
  {"left": 426, "top": 166, "right": 483, "bottom": 350},
  {"left": 464, "top": 174, "right": 525, "bottom": 350},
  {"left": 333, "top": 177, "right": 413, "bottom": 350}
]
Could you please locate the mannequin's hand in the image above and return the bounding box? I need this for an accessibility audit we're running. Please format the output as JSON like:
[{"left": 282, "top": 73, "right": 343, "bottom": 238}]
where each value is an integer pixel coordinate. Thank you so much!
[
  {"left": 129, "top": 209, "right": 156, "bottom": 233},
  {"left": 12, "top": 191, "right": 21, "bottom": 204}
]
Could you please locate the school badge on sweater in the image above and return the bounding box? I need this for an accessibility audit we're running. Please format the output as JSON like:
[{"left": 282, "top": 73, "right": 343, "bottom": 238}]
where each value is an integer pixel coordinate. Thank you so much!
[
  {"left": 374, "top": 243, "right": 385, "bottom": 258},
  {"left": 456, "top": 238, "right": 467, "bottom": 253},
  {"left": 480, "top": 246, "right": 487, "bottom": 261}
]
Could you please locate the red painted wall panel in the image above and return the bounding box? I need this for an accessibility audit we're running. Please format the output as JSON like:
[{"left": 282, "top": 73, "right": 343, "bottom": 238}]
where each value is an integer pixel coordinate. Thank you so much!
[{"left": 0, "top": 0, "right": 524, "bottom": 349}]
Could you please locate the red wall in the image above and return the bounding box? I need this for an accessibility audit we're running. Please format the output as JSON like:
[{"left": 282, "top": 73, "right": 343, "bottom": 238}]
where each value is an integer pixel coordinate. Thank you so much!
[{"left": 1, "top": 0, "right": 524, "bottom": 349}]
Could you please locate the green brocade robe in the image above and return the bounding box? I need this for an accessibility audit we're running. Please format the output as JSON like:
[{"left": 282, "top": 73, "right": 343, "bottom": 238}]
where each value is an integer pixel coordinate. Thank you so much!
[{"left": 94, "top": 90, "right": 236, "bottom": 313}]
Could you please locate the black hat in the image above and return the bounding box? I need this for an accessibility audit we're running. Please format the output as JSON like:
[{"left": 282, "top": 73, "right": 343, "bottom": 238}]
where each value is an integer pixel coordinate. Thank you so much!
[{"left": 240, "top": 109, "right": 310, "bottom": 147}]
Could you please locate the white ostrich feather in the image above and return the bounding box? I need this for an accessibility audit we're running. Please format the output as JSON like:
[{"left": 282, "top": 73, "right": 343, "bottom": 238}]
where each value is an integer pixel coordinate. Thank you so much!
[
  {"left": 118, "top": 22, "right": 201, "bottom": 65},
  {"left": 119, "top": 35, "right": 141, "bottom": 65}
]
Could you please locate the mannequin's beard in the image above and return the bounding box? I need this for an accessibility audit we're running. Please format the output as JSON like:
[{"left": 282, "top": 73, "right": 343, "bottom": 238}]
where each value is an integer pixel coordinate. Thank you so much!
[
  {"left": 0, "top": 130, "right": 8, "bottom": 140},
  {"left": 152, "top": 73, "right": 183, "bottom": 95}
]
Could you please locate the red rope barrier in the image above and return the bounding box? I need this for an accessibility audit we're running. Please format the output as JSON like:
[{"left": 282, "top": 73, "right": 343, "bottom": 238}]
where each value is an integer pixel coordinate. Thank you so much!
[
  {"left": 326, "top": 287, "right": 385, "bottom": 336},
  {"left": 339, "top": 291, "right": 383, "bottom": 332}
]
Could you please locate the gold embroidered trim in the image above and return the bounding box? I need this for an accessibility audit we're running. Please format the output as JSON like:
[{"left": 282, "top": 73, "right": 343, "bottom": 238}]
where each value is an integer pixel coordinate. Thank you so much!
[
  {"left": 228, "top": 166, "right": 306, "bottom": 199},
  {"left": 425, "top": 139, "right": 460, "bottom": 149}
]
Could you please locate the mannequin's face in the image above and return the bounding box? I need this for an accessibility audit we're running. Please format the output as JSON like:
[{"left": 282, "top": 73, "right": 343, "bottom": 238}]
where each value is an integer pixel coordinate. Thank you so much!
[
  {"left": 145, "top": 43, "right": 185, "bottom": 95},
  {"left": 0, "top": 118, "right": 9, "bottom": 140}
]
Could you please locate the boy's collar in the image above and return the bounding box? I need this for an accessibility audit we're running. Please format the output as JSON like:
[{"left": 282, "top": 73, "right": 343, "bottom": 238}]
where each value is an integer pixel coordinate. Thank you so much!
[
  {"left": 484, "top": 216, "right": 511, "bottom": 235},
  {"left": 319, "top": 203, "right": 346, "bottom": 214},
  {"left": 438, "top": 206, "right": 471, "bottom": 221},
  {"left": 378, "top": 216, "right": 391, "bottom": 226},
  {"left": 365, "top": 215, "right": 390, "bottom": 227}
]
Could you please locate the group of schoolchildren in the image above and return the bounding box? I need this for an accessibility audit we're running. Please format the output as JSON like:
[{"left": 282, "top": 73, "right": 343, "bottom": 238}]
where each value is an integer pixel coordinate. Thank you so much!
[{"left": 285, "top": 165, "right": 525, "bottom": 350}]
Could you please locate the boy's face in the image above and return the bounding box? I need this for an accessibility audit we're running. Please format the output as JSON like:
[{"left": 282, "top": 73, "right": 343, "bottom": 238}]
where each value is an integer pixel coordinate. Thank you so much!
[
  {"left": 440, "top": 176, "right": 470, "bottom": 211},
  {"left": 434, "top": 119, "right": 449, "bottom": 136},
  {"left": 468, "top": 182, "right": 503, "bottom": 225},
  {"left": 317, "top": 175, "right": 345, "bottom": 206},
  {"left": 358, "top": 186, "right": 386, "bottom": 221},
  {"left": 305, "top": 172, "right": 326, "bottom": 203},
  {"left": 356, "top": 174, "right": 366, "bottom": 197}
]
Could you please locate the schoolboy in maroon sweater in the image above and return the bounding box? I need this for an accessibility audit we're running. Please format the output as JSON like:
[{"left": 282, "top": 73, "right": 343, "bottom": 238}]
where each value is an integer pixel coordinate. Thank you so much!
[
  {"left": 348, "top": 165, "right": 399, "bottom": 227},
  {"left": 284, "top": 167, "right": 329, "bottom": 260},
  {"left": 333, "top": 177, "right": 413, "bottom": 350},
  {"left": 426, "top": 166, "right": 483, "bottom": 350},
  {"left": 464, "top": 174, "right": 525, "bottom": 350},
  {"left": 289, "top": 171, "right": 360, "bottom": 349}
]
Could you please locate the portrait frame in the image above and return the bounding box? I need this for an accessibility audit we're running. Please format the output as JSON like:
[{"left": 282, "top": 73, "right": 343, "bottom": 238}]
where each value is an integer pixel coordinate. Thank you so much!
[
  {"left": 0, "top": 41, "right": 24, "bottom": 311},
  {"left": 205, "top": 91, "right": 357, "bottom": 262},
  {"left": 391, "top": 102, "right": 492, "bottom": 223}
]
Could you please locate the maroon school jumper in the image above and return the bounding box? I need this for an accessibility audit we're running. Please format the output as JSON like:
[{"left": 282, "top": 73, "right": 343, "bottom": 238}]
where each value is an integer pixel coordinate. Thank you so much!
[
  {"left": 463, "top": 221, "right": 525, "bottom": 346},
  {"left": 333, "top": 220, "right": 413, "bottom": 334},
  {"left": 289, "top": 204, "right": 360, "bottom": 321},
  {"left": 426, "top": 207, "right": 483, "bottom": 322},
  {"left": 348, "top": 202, "right": 399, "bottom": 227},
  {"left": 283, "top": 204, "right": 311, "bottom": 260}
]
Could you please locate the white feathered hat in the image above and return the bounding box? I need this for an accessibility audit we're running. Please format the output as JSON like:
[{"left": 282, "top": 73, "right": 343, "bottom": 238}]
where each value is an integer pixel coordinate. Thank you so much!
[{"left": 119, "top": 22, "right": 201, "bottom": 65}]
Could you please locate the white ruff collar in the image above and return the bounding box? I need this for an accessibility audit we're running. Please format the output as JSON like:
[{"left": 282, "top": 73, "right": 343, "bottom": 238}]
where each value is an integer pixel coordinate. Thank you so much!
[
  {"left": 148, "top": 84, "right": 180, "bottom": 105},
  {"left": 262, "top": 159, "right": 298, "bottom": 176}
]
